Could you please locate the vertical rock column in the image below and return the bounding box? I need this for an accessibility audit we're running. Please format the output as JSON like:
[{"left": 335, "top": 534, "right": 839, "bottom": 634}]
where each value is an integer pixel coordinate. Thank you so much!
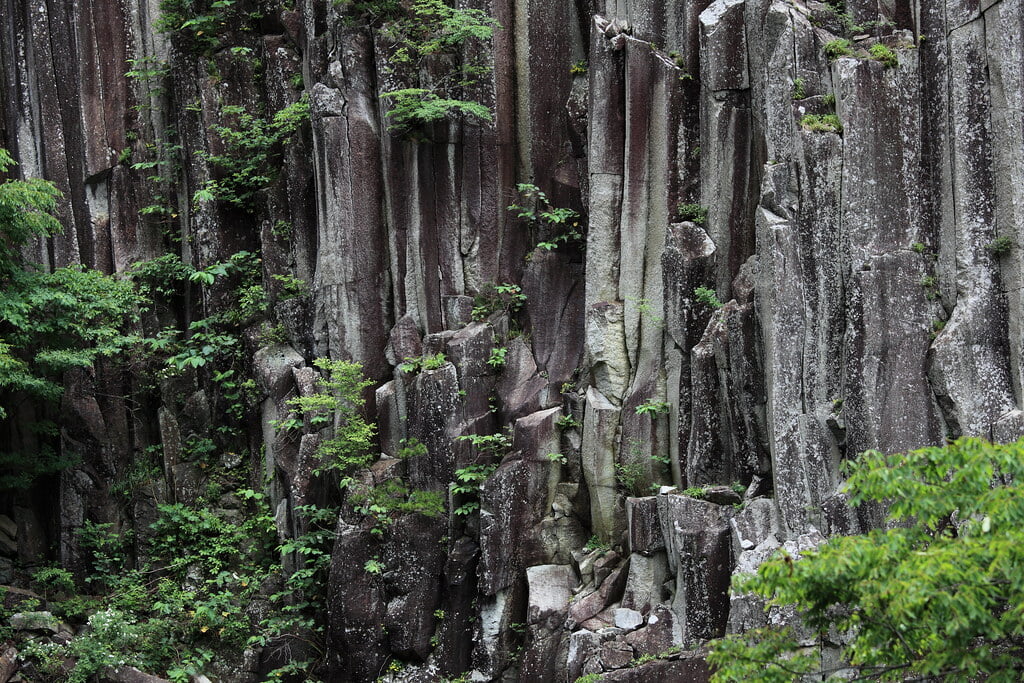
[
  {"left": 838, "top": 54, "right": 943, "bottom": 459},
  {"left": 309, "top": 28, "right": 390, "bottom": 379},
  {"left": 929, "top": 7, "right": 1018, "bottom": 439}
]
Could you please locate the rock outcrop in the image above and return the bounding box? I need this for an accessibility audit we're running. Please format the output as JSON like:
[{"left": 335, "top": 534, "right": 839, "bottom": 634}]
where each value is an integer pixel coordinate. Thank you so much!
[{"left": 2, "top": 0, "right": 1022, "bottom": 680}]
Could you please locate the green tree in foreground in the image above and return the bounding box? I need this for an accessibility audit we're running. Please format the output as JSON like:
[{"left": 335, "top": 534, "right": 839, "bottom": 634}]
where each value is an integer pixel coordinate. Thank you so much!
[
  {"left": 0, "top": 149, "right": 141, "bottom": 487},
  {"left": 709, "top": 437, "right": 1024, "bottom": 682}
]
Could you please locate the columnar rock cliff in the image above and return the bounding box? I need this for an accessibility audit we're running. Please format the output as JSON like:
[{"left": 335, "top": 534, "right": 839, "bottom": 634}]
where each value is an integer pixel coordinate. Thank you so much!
[{"left": 2, "top": 0, "right": 1023, "bottom": 679}]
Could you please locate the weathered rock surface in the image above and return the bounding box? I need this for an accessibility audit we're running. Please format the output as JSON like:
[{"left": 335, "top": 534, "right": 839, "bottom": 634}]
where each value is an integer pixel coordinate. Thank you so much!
[{"left": 3, "top": 0, "right": 1024, "bottom": 680}]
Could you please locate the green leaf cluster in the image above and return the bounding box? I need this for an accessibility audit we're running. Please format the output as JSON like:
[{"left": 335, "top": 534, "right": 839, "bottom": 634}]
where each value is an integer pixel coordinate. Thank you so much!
[
  {"left": 279, "top": 358, "right": 377, "bottom": 476},
  {"left": 451, "top": 462, "right": 498, "bottom": 516},
  {"left": 0, "top": 150, "right": 141, "bottom": 487},
  {"left": 709, "top": 437, "right": 1024, "bottom": 682},
  {"left": 508, "top": 183, "right": 584, "bottom": 252},
  {"left": 472, "top": 282, "right": 527, "bottom": 321},
  {"left": 378, "top": 0, "right": 499, "bottom": 132},
  {"left": 194, "top": 98, "right": 310, "bottom": 209}
]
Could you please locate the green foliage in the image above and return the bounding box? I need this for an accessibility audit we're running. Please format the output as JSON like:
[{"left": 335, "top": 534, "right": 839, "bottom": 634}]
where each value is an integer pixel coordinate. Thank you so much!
[
  {"left": 399, "top": 352, "right": 448, "bottom": 373},
  {"left": 156, "top": 0, "right": 250, "bottom": 54},
  {"left": 14, "top": 495, "right": 280, "bottom": 682},
  {"left": 676, "top": 203, "right": 708, "bottom": 225},
  {"left": 694, "top": 286, "right": 723, "bottom": 309},
  {"left": 472, "top": 282, "right": 527, "bottom": 321},
  {"left": 31, "top": 566, "right": 76, "bottom": 600},
  {"left": 487, "top": 346, "right": 507, "bottom": 369},
  {"left": 128, "top": 253, "right": 195, "bottom": 299},
  {"left": 823, "top": 38, "right": 853, "bottom": 60},
  {"left": 682, "top": 486, "right": 708, "bottom": 499},
  {"left": 397, "top": 437, "right": 428, "bottom": 459},
  {"left": 570, "top": 60, "right": 588, "bottom": 75},
  {"left": 380, "top": 90, "right": 492, "bottom": 129},
  {"left": 259, "top": 501, "right": 338, "bottom": 671},
  {"left": 614, "top": 461, "right": 646, "bottom": 497},
  {"left": 458, "top": 431, "right": 512, "bottom": 456},
  {"left": 272, "top": 273, "right": 309, "bottom": 300},
  {"left": 584, "top": 535, "right": 610, "bottom": 553},
  {"left": 546, "top": 452, "right": 567, "bottom": 465},
  {"left": 0, "top": 149, "right": 62, "bottom": 273},
  {"left": 378, "top": 0, "right": 499, "bottom": 132},
  {"left": 800, "top": 113, "right": 843, "bottom": 133},
  {"left": 350, "top": 479, "right": 445, "bottom": 535},
  {"left": 709, "top": 438, "right": 1024, "bottom": 682},
  {"left": 635, "top": 399, "right": 670, "bottom": 417},
  {"left": 0, "top": 150, "right": 142, "bottom": 486},
  {"left": 556, "top": 414, "right": 582, "bottom": 430},
  {"left": 162, "top": 318, "right": 240, "bottom": 372},
  {"left": 125, "top": 56, "right": 169, "bottom": 87},
  {"left": 280, "top": 358, "right": 376, "bottom": 477},
  {"left": 508, "top": 183, "right": 584, "bottom": 252},
  {"left": 987, "top": 236, "right": 1014, "bottom": 256},
  {"left": 271, "top": 219, "right": 294, "bottom": 240},
  {"left": 791, "top": 77, "right": 806, "bottom": 100},
  {"left": 451, "top": 463, "right": 498, "bottom": 515},
  {"left": 911, "top": 241, "right": 927, "bottom": 254},
  {"left": 193, "top": 98, "right": 310, "bottom": 209},
  {"left": 868, "top": 43, "right": 898, "bottom": 68}
]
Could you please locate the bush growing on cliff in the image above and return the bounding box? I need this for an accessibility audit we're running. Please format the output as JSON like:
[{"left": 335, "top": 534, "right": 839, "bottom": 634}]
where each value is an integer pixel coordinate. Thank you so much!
[
  {"left": 677, "top": 202, "right": 708, "bottom": 225},
  {"left": 800, "top": 113, "right": 843, "bottom": 134},
  {"left": 508, "top": 182, "right": 584, "bottom": 251},
  {"left": 709, "top": 437, "right": 1024, "bottom": 681},
  {"left": 694, "top": 286, "right": 723, "bottom": 309},
  {"left": 0, "top": 150, "right": 142, "bottom": 487},
  {"left": 279, "top": 358, "right": 376, "bottom": 476},
  {"left": 868, "top": 43, "right": 898, "bottom": 68},
  {"left": 193, "top": 98, "right": 310, "bottom": 209},
  {"left": 823, "top": 38, "right": 853, "bottom": 60},
  {"left": 378, "top": 0, "right": 499, "bottom": 133}
]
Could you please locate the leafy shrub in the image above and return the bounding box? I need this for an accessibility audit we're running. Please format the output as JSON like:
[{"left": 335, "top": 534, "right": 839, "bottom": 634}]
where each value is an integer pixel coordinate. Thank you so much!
[
  {"left": 557, "top": 414, "right": 582, "bottom": 430},
  {"left": 823, "top": 38, "right": 853, "bottom": 60},
  {"left": 987, "top": 236, "right": 1014, "bottom": 255},
  {"left": 694, "top": 286, "right": 724, "bottom": 309},
  {"left": 799, "top": 114, "right": 843, "bottom": 133},
  {"left": 868, "top": 42, "right": 898, "bottom": 68},
  {"left": 709, "top": 438, "right": 1024, "bottom": 681},
  {"left": 399, "top": 352, "right": 448, "bottom": 373},
  {"left": 487, "top": 346, "right": 507, "bottom": 368},
  {"left": 278, "top": 358, "right": 376, "bottom": 476},
  {"left": 635, "top": 399, "right": 670, "bottom": 417},
  {"left": 614, "top": 461, "right": 647, "bottom": 497},
  {"left": 128, "top": 254, "right": 195, "bottom": 299},
  {"left": 791, "top": 77, "right": 806, "bottom": 100},
  {"left": 458, "top": 431, "right": 512, "bottom": 456},
  {"left": 451, "top": 463, "right": 498, "bottom": 515},
  {"left": 193, "top": 98, "right": 310, "bottom": 209},
  {"left": 0, "top": 149, "right": 141, "bottom": 486},
  {"left": 472, "top": 282, "right": 527, "bottom": 320},
  {"left": 380, "top": 90, "right": 492, "bottom": 129},
  {"left": 508, "top": 182, "right": 584, "bottom": 251},
  {"left": 350, "top": 479, "right": 445, "bottom": 534},
  {"left": 677, "top": 203, "right": 708, "bottom": 225},
  {"left": 378, "top": 0, "right": 500, "bottom": 132}
]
